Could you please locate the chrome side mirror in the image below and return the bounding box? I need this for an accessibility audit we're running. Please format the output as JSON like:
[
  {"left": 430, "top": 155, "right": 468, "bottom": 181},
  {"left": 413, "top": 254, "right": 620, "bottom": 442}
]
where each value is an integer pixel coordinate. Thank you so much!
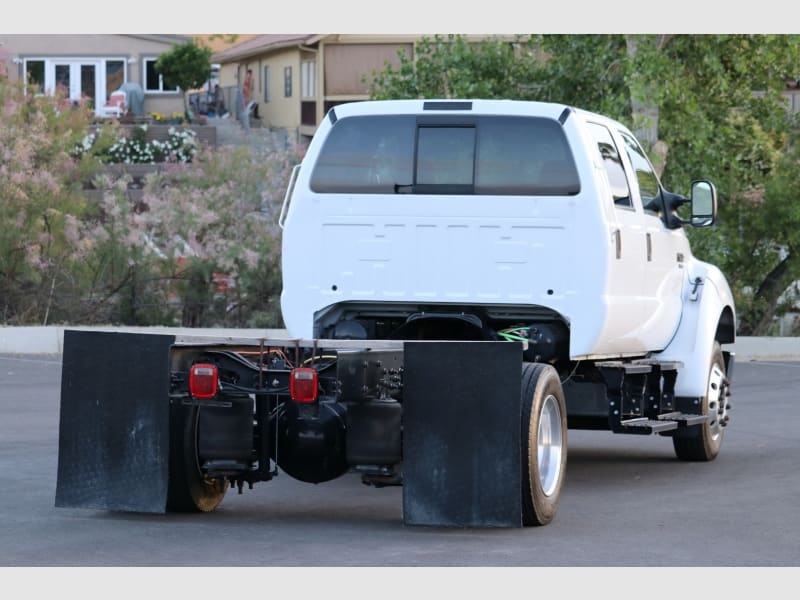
[{"left": 690, "top": 180, "right": 717, "bottom": 227}]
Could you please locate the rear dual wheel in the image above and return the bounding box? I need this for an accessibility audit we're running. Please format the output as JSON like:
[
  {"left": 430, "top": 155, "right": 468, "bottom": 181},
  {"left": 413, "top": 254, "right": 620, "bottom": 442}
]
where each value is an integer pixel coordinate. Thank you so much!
[
  {"left": 167, "top": 404, "right": 227, "bottom": 512},
  {"left": 520, "top": 363, "right": 568, "bottom": 526}
]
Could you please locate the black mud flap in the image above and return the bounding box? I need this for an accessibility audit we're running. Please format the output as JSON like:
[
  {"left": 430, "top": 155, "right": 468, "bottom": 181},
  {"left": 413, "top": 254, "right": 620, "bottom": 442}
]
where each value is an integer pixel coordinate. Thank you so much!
[
  {"left": 402, "top": 341, "right": 522, "bottom": 527},
  {"left": 55, "top": 330, "right": 175, "bottom": 513}
]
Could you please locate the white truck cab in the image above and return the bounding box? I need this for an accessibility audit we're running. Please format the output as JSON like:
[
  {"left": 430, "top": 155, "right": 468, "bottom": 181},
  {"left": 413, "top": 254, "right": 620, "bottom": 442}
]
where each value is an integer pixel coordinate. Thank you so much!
[{"left": 280, "top": 98, "right": 734, "bottom": 397}]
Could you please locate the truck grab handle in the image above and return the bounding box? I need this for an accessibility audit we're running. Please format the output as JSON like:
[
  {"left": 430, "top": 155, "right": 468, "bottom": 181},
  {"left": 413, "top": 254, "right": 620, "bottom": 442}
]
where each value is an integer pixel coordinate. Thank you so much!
[{"left": 279, "top": 164, "right": 301, "bottom": 229}]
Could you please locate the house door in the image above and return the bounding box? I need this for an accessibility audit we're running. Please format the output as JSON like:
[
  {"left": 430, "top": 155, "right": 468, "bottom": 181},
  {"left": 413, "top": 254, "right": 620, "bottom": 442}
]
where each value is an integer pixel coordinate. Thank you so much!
[{"left": 50, "top": 61, "right": 100, "bottom": 109}]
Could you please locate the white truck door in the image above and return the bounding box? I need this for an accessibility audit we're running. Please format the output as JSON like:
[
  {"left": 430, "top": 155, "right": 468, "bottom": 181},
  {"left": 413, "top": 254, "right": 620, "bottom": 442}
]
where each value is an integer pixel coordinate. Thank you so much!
[
  {"left": 584, "top": 121, "right": 648, "bottom": 355},
  {"left": 616, "top": 129, "right": 685, "bottom": 350}
]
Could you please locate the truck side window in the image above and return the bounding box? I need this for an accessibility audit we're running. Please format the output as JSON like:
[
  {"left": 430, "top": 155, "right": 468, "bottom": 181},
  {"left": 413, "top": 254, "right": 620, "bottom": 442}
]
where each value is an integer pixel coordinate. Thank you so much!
[
  {"left": 586, "top": 122, "right": 632, "bottom": 208},
  {"left": 618, "top": 130, "right": 662, "bottom": 214}
]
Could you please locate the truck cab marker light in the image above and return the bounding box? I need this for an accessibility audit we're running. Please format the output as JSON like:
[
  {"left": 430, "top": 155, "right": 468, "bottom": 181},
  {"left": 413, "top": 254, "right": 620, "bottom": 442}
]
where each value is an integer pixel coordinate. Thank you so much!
[
  {"left": 189, "top": 363, "right": 219, "bottom": 399},
  {"left": 290, "top": 367, "right": 319, "bottom": 403}
]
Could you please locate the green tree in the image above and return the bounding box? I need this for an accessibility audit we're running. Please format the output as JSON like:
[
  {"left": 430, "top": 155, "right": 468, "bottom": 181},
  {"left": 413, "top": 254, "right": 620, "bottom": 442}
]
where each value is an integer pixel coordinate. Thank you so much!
[
  {"left": 154, "top": 41, "right": 213, "bottom": 115},
  {"left": 701, "top": 137, "right": 800, "bottom": 335},
  {"left": 366, "top": 34, "right": 541, "bottom": 100},
  {"left": 368, "top": 34, "right": 800, "bottom": 334},
  {"left": 569, "top": 35, "right": 800, "bottom": 334}
]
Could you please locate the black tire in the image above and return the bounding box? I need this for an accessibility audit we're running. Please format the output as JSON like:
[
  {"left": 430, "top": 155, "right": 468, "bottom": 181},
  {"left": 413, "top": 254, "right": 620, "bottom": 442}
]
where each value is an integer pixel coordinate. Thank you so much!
[
  {"left": 520, "top": 362, "right": 568, "bottom": 527},
  {"left": 167, "top": 404, "right": 227, "bottom": 512},
  {"left": 673, "top": 341, "right": 728, "bottom": 462}
]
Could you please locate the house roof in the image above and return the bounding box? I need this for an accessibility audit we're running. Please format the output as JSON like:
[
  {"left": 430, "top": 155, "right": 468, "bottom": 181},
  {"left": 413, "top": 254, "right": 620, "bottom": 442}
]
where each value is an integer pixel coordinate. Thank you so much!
[
  {"left": 211, "top": 34, "right": 316, "bottom": 63},
  {"left": 124, "top": 34, "right": 193, "bottom": 45}
]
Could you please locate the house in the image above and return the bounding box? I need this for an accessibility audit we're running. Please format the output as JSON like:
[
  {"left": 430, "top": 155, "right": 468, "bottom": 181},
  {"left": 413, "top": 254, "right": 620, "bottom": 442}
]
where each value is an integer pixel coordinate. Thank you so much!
[
  {"left": 0, "top": 34, "right": 192, "bottom": 118},
  {"left": 211, "top": 34, "right": 516, "bottom": 143}
]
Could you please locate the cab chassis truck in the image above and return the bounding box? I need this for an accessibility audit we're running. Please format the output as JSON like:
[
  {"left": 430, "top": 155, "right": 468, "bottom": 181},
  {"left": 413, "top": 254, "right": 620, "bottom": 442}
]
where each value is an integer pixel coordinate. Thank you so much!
[{"left": 56, "top": 99, "right": 735, "bottom": 527}]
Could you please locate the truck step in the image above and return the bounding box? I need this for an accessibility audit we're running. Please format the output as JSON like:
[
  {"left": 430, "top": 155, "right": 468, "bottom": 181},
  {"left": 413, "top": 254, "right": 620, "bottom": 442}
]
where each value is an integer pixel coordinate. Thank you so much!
[
  {"left": 617, "top": 417, "right": 679, "bottom": 434},
  {"left": 657, "top": 412, "right": 709, "bottom": 427}
]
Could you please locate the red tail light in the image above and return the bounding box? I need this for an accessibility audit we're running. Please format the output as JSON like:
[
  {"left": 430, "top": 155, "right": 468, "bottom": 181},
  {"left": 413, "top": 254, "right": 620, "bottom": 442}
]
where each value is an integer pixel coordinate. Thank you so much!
[
  {"left": 290, "top": 367, "right": 318, "bottom": 403},
  {"left": 189, "top": 363, "right": 218, "bottom": 399}
]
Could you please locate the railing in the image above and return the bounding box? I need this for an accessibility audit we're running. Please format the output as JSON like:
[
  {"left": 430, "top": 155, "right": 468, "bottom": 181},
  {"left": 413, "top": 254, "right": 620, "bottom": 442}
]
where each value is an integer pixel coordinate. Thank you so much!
[{"left": 781, "top": 90, "right": 800, "bottom": 115}]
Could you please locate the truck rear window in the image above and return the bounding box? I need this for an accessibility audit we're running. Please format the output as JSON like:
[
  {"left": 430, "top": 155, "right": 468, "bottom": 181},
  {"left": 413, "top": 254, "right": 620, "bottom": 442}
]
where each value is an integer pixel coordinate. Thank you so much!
[{"left": 309, "top": 115, "right": 580, "bottom": 195}]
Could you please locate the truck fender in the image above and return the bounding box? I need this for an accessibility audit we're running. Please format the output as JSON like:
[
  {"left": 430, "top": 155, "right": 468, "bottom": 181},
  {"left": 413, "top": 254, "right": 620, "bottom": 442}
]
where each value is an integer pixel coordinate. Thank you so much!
[{"left": 650, "top": 260, "right": 736, "bottom": 398}]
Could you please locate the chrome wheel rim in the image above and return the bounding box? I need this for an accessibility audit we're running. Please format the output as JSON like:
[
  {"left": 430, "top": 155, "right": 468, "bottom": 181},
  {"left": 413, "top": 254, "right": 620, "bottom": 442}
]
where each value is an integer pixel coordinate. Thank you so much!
[
  {"left": 538, "top": 394, "right": 563, "bottom": 497},
  {"left": 707, "top": 362, "right": 727, "bottom": 440}
]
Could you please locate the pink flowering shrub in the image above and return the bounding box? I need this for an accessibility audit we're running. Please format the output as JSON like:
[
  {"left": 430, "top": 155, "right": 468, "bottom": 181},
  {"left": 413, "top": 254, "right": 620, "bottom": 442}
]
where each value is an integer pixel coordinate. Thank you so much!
[
  {"left": 0, "top": 77, "right": 306, "bottom": 327},
  {"left": 86, "top": 141, "right": 307, "bottom": 327},
  {"left": 0, "top": 80, "right": 102, "bottom": 324}
]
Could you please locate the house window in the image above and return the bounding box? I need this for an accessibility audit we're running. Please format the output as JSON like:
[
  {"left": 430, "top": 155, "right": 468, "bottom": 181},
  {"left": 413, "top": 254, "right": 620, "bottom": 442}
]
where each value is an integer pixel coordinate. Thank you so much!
[
  {"left": 24, "top": 60, "right": 45, "bottom": 92},
  {"left": 263, "top": 65, "right": 269, "bottom": 102},
  {"left": 105, "top": 60, "right": 125, "bottom": 99},
  {"left": 144, "top": 58, "right": 178, "bottom": 93},
  {"left": 301, "top": 60, "right": 315, "bottom": 98},
  {"left": 284, "top": 66, "right": 292, "bottom": 97}
]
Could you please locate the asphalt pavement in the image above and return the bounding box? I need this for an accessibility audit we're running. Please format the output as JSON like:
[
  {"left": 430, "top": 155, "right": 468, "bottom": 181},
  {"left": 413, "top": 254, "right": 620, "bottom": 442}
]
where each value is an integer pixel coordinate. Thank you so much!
[
  {"left": 2, "top": 345, "right": 799, "bottom": 600},
  {"left": 2, "top": 354, "right": 799, "bottom": 571}
]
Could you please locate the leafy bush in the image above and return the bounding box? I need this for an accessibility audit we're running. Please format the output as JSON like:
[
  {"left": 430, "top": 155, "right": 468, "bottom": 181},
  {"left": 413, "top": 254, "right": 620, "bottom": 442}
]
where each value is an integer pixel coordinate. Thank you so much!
[
  {"left": 70, "top": 140, "right": 307, "bottom": 328},
  {"left": 125, "top": 142, "right": 307, "bottom": 327}
]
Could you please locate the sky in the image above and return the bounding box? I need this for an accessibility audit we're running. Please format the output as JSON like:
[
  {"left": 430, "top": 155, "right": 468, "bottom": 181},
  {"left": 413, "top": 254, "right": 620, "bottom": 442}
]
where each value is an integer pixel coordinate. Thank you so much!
[{"left": 5, "top": 1, "right": 795, "bottom": 35}]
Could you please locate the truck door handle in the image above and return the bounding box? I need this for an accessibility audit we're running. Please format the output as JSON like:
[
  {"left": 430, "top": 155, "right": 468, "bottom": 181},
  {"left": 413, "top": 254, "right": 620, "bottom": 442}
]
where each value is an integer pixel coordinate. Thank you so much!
[
  {"left": 612, "top": 229, "right": 621, "bottom": 259},
  {"left": 279, "top": 164, "right": 301, "bottom": 229},
  {"left": 646, "top": 233, "right": 652, "bottom": 262}
]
